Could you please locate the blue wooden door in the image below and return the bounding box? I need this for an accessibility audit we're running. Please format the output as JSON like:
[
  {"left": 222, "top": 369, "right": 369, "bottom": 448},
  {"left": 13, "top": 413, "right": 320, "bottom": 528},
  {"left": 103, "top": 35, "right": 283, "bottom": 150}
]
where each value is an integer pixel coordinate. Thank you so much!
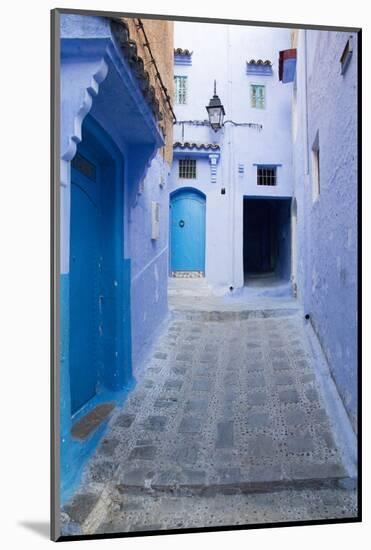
[
  {"left": 170, "top": 189, "right": 206, "bottom": 272},
  {"left": 69, "top": 160, "right": 101, "bottom": 414}
]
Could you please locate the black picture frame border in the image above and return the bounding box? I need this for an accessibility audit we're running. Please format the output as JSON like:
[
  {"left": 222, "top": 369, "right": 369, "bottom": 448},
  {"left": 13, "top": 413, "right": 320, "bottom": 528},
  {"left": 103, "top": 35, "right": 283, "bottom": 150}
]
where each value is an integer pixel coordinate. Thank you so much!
[{"left": 51, "top": 7, "right": 362, "bottom": 542}]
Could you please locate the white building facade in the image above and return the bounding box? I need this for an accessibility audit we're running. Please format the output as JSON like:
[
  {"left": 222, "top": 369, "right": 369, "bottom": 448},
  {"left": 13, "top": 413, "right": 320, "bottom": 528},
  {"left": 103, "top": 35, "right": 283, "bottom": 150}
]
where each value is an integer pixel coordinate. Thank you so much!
[{"left": 169, "top": 22, "right": 294, "bottom": 292}]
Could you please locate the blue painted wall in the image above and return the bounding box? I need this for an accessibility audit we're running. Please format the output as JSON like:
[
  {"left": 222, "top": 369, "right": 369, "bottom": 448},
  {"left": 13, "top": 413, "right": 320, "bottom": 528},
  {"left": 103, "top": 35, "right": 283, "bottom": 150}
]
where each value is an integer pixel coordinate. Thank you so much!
[
  {"left": 59, "top": 14, "right": 170, "bottom": 501},
  {"left": 129, "top": 152, "right": 170, "bottom": 370},
  {"left": 293, "top": 30, "right": 358, "bottom": 429}
]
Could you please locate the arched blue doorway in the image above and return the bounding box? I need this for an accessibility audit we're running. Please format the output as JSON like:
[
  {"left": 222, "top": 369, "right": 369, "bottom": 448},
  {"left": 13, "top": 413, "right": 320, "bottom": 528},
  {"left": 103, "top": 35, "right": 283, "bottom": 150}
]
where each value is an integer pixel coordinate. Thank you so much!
[
  {"left": 69, "top": 116, "right": 131, "bottom": 415},
  {"left": 170, "top": 188, "right": 206, "bottom": 275}
]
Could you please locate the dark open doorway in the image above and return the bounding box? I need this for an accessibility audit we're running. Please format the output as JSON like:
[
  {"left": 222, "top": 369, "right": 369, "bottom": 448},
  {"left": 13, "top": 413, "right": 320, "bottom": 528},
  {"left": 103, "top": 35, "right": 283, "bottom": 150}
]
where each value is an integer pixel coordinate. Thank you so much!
[{"left": 243, "top": 198, "right": 291, "bottom": 285}]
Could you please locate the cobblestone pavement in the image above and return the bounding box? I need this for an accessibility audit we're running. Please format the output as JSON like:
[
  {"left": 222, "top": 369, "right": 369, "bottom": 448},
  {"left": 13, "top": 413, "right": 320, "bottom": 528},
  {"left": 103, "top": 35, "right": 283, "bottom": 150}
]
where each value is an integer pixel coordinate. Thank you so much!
[
  {"left": 61, "top": 286, "right": 357, "bottom": 536},
  {"left": 93, "top": 488, "right": 357, "bottom": 534}
]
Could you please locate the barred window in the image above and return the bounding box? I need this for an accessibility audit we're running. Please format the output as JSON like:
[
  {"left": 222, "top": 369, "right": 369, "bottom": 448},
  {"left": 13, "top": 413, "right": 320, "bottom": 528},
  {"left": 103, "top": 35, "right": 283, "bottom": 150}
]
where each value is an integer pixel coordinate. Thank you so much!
[
  {"left": 251, "top": 84, "right": 265, "bottom": 109},
  {"left": 174, "top": 75, "right": 188, "bottom": 104},
  {"left": 257, "top": 166, "right": 276, "bottom": 186},
  {"left": 179, "top": 159, "right": 196, "bottom": 179}
]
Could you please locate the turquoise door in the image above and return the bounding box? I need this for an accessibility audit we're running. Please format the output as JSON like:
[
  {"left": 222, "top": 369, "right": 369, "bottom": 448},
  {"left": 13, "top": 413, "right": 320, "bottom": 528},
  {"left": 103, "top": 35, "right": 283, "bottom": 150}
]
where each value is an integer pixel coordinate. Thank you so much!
[
  {"left": 69, "top": 154, "right": 101, "bottom": 413},
  {"left": 170, "top": 189, "right": 206, "bottom": 273},
  {"left": 69, "top": 117, "right": 130, "bottom": 415}
]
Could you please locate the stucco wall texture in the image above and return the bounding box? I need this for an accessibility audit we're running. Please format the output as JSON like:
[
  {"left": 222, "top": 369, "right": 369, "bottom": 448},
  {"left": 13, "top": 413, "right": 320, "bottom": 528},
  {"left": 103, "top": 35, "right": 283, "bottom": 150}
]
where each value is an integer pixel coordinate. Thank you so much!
[
  {"left": 293, "top": 30, "right": 358, "bottom": 429},
  {"left": 124, "top": 18, "right": 174, "bottom": 165},
  {"left": 129, "top": 151, "right": 170, "bottom": 371},
  {"left": 121, "top": 18, "right": 174, "bottom": 371}
]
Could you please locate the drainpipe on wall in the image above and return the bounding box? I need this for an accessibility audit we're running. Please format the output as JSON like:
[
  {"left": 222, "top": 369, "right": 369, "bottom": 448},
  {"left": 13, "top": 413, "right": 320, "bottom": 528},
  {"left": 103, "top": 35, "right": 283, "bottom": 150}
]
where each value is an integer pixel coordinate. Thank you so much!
[
  {"left": 227, "top": 25, "right": 236, "bottom": 289},
  {"left": 302, "top": 28, "right": 311, "bottom": 310}
]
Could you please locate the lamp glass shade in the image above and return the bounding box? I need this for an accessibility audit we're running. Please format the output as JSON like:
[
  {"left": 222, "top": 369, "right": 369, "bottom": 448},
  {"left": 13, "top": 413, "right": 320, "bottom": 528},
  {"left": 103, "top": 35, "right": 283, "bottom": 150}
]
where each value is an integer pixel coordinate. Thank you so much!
[{"left": 206, "top": 105, "right": 225, "bottom": 130}]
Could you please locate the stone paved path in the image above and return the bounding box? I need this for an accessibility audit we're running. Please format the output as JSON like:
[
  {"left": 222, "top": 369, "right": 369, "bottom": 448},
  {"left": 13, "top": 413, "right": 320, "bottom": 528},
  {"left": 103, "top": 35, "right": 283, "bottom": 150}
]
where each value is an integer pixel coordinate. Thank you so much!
[
  {"left": 93, "top": 487, "right": 357, "bottom": 534},
  {"left": 61, "top": 282, "right": 357, "bottom": 535}
]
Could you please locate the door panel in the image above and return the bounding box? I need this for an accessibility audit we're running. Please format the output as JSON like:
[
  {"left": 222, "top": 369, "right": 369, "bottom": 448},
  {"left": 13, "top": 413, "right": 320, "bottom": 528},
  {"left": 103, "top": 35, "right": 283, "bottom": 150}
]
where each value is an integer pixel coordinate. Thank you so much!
[
  {"left": 69, "top": 117, "right": 130, "bottom": 415},
  {"left": 170, "top": 190, "right": 206, "bottom": 272},
  {"left": 69, "top": 171, "right": 101, "bottom": 414}
]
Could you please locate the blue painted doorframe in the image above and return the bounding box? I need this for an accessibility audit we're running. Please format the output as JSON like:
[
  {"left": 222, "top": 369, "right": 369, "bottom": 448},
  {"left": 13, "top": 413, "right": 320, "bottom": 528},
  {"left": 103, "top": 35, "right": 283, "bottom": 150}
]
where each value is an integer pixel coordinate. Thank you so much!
[{"left": 170, "top": 188, "right": 206, "bottom": 273}]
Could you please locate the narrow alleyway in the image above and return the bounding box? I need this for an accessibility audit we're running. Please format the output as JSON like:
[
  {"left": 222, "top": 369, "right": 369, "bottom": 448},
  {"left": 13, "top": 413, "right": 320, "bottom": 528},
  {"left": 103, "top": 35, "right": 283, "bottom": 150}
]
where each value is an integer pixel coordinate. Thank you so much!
[
  {"left": 56, "top": 15, "right": 358, "bottom": 540},
  {"left": 61, "top": 280, "right": 357, "bottom": 535}
]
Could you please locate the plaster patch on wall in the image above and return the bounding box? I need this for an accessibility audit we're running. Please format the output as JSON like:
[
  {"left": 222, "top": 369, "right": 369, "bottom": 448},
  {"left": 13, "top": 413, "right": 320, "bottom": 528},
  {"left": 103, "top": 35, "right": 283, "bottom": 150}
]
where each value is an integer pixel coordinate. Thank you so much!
[
  {"left": 311, "top": 268, "right": 318, "bottom": 292},
  {"left": 347, "top": 228, "right": 352, "bottom": 249},
  {"left": 154, "top": 264, "right": 159, "bottom": 303},
  {"left": 336, "top": 342, "right": 343, "bottom": 360}
]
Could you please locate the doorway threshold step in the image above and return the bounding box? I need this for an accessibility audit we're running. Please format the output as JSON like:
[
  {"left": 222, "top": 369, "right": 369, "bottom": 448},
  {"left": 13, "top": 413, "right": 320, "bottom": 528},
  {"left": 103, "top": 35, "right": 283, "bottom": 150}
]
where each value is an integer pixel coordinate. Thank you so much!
[{"left": 71, "top": 403, "right": 116, "bottom": 441}]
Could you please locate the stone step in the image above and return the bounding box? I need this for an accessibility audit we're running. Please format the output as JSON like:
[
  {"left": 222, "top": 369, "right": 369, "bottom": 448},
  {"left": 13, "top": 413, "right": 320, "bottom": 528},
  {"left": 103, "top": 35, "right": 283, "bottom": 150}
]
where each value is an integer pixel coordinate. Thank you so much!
[
  {"left": 61, "top": 468, "right": 356, "bottom": 536},
  {"left": 115, "top": 463, "right": 354, "bottom": 497},
  {"left": 172, "top": 308, "right": 300, "bottom": 322}
]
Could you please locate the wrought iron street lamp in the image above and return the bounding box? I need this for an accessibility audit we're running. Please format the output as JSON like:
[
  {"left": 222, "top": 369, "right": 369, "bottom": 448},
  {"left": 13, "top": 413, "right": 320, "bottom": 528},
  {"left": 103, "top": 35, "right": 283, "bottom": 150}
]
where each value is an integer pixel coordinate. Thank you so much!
[
  {"left": 206, "top": 81, "right": 225, "bottom": 131},
  {"left": 176, "top": 80, "right": 262, "bottom": 136}
]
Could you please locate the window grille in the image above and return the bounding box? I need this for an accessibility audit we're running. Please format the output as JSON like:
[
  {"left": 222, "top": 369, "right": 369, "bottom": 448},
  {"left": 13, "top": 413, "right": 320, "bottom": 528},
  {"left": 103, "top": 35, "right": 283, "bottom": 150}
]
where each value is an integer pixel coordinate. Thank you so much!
[
  {"left": 174, "top": 75, "right": 188, "bottom": 104},
  {"left": 251, "top": 84, "right": 265, "bottom": 109},
  {"left": 179, "top": 159, "right": 196, "bottom": 179},
  {"left": 257, "top": 166, "right": 276, "bottom": 186}
]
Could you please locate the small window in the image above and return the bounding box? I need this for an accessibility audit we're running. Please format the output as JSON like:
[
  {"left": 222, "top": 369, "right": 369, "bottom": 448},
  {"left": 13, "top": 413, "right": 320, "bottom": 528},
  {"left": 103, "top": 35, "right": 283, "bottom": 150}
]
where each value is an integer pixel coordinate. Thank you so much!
[
  {"left": 251, "top": 84, "right": 265, "bottom": 109},
  {"left": 257, "top": 166, "right": 276, "bottom": 186},
  {"left": 311, "top": 135, "right": 320, "bottom": 200},
  {"left": 174, "top": 75, "right": 188, "bottom": 104},
  {"left": 179, "top": 159, "right": 196, "bottom": 179}
]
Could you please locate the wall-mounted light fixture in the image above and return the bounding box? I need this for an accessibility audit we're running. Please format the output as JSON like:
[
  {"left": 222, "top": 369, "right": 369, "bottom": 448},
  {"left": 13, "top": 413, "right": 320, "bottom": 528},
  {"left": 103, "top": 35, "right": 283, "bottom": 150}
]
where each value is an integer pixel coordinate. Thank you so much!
[
  {"left": 174, "top": 80, "right": 263, "bottom": 137},
  {"left": 206, "top": 81, "right": 226, "bottom": 131},
  {"left": 175, "top": 80, "right": 262, "bottom": 134}
]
